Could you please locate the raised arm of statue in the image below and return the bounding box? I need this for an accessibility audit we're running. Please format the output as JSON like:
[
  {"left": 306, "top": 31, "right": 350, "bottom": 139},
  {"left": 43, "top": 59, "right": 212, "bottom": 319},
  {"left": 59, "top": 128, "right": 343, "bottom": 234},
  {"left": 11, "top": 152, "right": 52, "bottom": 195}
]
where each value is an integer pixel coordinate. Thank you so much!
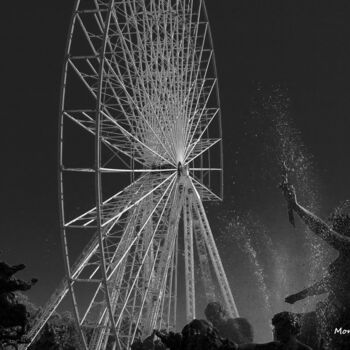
[{"left": 280, "top": 181, "right": 350, "bottom": 251}]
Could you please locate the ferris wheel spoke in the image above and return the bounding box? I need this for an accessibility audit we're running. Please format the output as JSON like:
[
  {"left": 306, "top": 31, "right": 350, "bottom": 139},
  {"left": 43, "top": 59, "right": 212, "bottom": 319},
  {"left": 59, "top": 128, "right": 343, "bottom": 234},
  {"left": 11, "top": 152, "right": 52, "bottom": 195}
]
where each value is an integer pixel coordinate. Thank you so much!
[
  {"left": 184, "top": 75, "right": 216, "bottom": 151},
  {"left": 62, "top": 167, "right": 176, "bottom": 173},
  {"left": 189, "top": 167, "right": 222, "bottom": 171},
  {"left": 64, "top": 172, "right": 175, "bottom": 228},
  {"left": 185, "top": 138, "right": 220, "bottom": 165},
  {"left": 184, "top": 106, "right": 219, "bottom": 160},
  {"left": 100, "top": 110, "right": 175, "bottom": 166},
  {"left": 99, "top": 111, "right": 172, "bottom": 166},
  {"left": 189, "top": 176, "right": 222, "bottom": 202}
]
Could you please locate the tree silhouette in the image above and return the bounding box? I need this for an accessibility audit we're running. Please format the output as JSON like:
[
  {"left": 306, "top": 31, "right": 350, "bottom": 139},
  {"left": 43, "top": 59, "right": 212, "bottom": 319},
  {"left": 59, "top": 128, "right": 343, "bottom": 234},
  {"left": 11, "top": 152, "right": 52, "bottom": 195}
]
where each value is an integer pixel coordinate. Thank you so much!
[
  {"left": 29, "top": 311, "right": 80, "bottom": 350},
  {"left": 0, "top": 260, "right": 37, "bottom": 349}
]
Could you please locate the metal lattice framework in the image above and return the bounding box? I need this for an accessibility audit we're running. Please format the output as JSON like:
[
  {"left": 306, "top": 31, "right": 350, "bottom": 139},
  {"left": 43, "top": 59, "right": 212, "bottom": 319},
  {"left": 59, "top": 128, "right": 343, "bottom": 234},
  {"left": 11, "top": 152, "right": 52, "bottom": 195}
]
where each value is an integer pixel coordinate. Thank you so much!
[{"left": 22, "top": 1, "right": 238, "bottom": 349}]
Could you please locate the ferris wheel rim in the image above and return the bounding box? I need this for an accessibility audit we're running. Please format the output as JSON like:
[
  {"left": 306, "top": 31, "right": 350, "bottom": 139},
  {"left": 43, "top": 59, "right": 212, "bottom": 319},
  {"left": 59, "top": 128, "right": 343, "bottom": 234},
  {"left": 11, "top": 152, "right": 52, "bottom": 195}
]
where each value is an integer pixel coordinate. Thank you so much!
[{"left": 57, "top": 0, "right": 89, "bottom": 348}]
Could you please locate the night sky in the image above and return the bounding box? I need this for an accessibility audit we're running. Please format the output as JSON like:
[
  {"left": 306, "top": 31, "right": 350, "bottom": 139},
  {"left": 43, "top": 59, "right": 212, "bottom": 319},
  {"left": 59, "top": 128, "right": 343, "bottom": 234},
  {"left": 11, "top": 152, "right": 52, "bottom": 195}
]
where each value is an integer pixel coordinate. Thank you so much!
[{"left": 1, "top": 0, "right": 350, "bottom": 343}]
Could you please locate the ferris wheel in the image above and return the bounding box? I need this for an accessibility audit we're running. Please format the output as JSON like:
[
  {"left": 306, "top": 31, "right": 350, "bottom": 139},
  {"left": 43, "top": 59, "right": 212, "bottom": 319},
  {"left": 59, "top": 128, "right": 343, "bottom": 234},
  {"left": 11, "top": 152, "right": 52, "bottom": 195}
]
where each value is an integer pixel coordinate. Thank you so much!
[{"left": 23, "top": 0, "right": 238, "bottom": 349}]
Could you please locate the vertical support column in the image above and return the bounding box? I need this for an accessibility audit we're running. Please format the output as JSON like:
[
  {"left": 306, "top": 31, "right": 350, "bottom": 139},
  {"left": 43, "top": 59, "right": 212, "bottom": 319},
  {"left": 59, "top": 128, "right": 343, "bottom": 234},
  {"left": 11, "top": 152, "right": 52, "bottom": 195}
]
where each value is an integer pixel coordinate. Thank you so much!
[
  {"left": 164, "top": 242, "right": 176, "bottom": 331},
  {"left": 183, "top": 190, "right": 196, "bottom": 322},
  {"left": 172, "top": 232, "right": 178, "bottom": 330},
  {"left": 192, "top": 187, "right": 239, "bottom": 318},
  {"left": 192, "top": 206, "right": 216, "bottom": 302}
]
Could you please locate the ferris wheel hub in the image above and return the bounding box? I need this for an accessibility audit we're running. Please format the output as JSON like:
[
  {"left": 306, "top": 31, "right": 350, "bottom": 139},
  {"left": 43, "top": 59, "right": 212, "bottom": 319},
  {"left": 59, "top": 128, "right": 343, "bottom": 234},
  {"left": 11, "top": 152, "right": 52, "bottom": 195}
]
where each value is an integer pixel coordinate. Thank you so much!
[{"left": 177, "top": 162, "right": 189, "bottom": 177}]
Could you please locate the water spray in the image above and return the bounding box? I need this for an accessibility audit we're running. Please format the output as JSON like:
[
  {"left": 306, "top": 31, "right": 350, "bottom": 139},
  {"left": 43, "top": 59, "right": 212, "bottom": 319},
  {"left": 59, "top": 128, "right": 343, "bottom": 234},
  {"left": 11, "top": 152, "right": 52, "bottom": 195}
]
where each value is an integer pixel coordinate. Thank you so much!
[{"left": 280, "top": 161, "right": 295, "bottom": 228}]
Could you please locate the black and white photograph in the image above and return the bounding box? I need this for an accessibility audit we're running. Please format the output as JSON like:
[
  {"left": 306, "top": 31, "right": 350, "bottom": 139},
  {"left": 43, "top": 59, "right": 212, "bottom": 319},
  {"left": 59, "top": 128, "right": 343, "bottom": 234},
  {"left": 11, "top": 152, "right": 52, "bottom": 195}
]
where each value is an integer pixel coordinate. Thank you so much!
[{"left": 1, "top": 1, "right": 350, "bottom": 349}]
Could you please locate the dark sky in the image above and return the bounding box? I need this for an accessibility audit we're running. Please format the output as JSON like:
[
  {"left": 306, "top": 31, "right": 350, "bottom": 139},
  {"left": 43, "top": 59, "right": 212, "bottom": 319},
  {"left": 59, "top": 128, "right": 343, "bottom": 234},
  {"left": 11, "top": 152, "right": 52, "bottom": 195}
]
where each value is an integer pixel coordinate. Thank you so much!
[{"left": 1, "top": 0, "right": 350, "bottom": 343}]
